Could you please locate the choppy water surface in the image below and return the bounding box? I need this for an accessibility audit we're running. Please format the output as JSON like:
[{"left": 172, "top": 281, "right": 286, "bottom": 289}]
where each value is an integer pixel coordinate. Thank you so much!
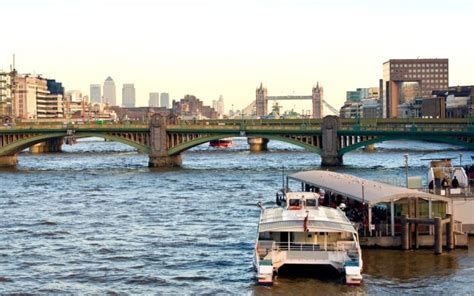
[{"left": 1, "top": 138, "right": 473, "bottom": 294}]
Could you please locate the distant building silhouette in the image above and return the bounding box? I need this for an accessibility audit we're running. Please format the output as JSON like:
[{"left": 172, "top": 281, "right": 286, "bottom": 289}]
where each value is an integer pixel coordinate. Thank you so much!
[
  {"left": 172, "top": 94, "right": 217, "bottom": 119},
  {"left": 149, "top": 92, "right": 160, "bottom": 107},
  {"left": 160, "top": 92, "right": 170, "bottom": 108},
  {"left": 90, "top": 84, "right": 101, "bottom": 104},
  {"left": 103, "top": 76, "right": 116, "bottom": 106},
  {"left": 122, "top": 83, "right": 136, "bottom": 107}
]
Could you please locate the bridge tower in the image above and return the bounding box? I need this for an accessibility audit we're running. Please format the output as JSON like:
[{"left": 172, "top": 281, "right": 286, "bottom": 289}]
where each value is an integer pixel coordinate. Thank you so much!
[
  {"left": 256, "top": 82, "right": 268, "bottom": 117},
  {"left": 312, "top": 82, "right": 324, "bottom": 119}
]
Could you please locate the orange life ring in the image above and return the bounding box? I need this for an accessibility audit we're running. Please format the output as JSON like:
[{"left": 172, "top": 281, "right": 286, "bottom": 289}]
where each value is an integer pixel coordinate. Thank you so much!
[{"left": 288, "top": 206, "right": 302, "bottom": 210}]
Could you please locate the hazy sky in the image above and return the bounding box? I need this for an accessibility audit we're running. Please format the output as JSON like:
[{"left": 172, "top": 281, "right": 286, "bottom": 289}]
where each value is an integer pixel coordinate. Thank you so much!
[{"left": 1, "top": 0, "right": 473, "bottom": 113}]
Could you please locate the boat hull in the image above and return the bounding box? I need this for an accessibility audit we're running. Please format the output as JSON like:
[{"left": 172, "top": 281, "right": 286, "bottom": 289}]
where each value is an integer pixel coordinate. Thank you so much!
[{"left": 209, "top": 139, "right": 232, "bottom": 148}]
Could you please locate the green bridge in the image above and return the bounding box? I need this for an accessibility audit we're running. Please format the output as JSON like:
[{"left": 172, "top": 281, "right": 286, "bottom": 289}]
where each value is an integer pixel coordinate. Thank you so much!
[{"left": 1, "top": 114, "right": 473, "bottom": 167}]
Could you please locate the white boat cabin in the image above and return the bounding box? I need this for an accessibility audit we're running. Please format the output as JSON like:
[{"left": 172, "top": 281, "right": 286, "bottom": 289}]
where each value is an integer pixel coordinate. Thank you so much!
[{"left": 255, "top": 192, "right": 362, "bottom": 285}]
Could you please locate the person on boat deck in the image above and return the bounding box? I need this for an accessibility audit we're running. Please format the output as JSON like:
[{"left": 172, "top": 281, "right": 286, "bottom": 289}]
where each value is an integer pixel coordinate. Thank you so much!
[
  {"left": 428, "top": 180, "right": 434, "bottom": 193},
  {"left": 452, "top": 176, "right": 459, "bottom": 188},
  {"left": 442, "top": 178, "right": 449, "bottom": 189}
]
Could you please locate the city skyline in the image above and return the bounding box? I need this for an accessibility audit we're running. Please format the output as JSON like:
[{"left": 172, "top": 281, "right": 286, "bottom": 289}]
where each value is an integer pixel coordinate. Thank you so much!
[{"left": 0, "top": 0, "right": 473, "bottom": 112}]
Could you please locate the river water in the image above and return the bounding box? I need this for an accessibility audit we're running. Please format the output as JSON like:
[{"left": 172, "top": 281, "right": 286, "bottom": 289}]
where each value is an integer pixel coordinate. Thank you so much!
[{"left": 1, "top": 138, "right": 473, "bottom": 294}]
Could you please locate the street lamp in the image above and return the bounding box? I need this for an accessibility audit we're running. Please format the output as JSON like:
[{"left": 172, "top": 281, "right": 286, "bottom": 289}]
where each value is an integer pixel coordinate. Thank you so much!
[{"left": 404, "top": 154, "right": 409, "bottom": 188}]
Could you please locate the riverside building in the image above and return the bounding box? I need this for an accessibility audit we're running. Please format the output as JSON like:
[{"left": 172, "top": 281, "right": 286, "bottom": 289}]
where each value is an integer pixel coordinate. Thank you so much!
[
  {"left": 382, "top": 58, "right": 449, "bottom": 118},
  {"left": 0, "top": 71, "right": 12, "bottom": 116},
  {"left": 13, "top": 75, "right": 64, "bottom": 119}
]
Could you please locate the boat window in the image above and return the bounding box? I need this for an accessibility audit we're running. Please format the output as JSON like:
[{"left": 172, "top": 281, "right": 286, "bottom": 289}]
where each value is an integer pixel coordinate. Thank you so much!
[
  {"left": 289, "top": 199, "right": 300, "bottom": 207},
  {"left": 306, "top": 199, "right": 317, "bottom": 207}
]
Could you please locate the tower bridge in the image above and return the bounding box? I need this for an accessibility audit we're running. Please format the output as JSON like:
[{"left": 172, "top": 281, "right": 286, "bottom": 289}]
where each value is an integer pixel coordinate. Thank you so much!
[
  {"left": 1, "top": 115, "right": 473, "bottom": 167},
  {"left": 255, "top": 82, "right": 339, "bottom": 118}
]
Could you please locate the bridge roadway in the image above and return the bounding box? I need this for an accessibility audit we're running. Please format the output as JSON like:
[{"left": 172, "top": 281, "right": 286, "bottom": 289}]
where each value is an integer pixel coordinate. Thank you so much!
[{"left": 0, "top": 115, "right": 473, "bottom": 167}]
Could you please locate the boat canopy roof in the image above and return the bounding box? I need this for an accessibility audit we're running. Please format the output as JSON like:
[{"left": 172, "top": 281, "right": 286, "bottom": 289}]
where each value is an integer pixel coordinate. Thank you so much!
[
  {"left": 288, "top": 170, "right": 451, "bottom": 205},
  {"left": 259, "top": 205, "right": 356, "bottom": 233}
]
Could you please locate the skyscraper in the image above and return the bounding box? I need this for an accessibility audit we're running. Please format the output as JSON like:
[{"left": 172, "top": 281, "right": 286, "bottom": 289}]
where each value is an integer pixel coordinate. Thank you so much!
[
  {"left": 149, "top": 92, "right": 160, "bottom": 107},
  {"left": 160, "top": 92, "right": 170, "bottom": 108},
  {"left": 217, "top": 95, "right": 224, "bottom": 115},
  {"left": 103, "top": 76, "right": 116, "bottom": 106},
  {"left": 90, "top": 84, "right": 101, "bottom": 104},
  {"left": 122, "top": 83, "right": 136, "bottom": 107}
]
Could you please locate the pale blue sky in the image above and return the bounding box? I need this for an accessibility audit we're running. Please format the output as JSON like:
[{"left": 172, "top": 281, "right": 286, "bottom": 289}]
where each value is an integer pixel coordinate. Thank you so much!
[{"left": 1, "top": 0, "right": 473, "bottom": 112}]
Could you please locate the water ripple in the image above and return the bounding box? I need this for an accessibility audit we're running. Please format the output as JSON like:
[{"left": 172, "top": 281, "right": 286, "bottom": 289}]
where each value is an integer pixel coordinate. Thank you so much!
[{"left": 0, "top": 138, "right": 473, "bottom": 293}]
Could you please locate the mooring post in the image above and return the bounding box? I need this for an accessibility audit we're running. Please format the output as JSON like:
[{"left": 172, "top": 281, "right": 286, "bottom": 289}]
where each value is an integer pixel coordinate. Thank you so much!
[
  {"left": 401, "top": 215, "right": 410, "bottom": 250},
  {"left": 434, "top": 217, "right": 442, "bottom": 255},
  {"left": 446, "top": 214, "right": 454, "bottom": 250}
]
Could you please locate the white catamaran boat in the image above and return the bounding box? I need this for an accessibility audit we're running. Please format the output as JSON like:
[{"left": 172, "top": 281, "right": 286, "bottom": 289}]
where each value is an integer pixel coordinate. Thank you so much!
[{"left": 254, "top": 191, "right": 363, "bottom": 285}]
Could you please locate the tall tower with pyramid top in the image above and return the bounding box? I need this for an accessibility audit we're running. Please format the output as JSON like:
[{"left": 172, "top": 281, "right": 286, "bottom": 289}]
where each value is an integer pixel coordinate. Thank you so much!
[
  {"left": 256, "top": 82, "right": 268, "bottom": 117},
  {"left": 312, "top": 82, "right": 324, "bottom": 119}
]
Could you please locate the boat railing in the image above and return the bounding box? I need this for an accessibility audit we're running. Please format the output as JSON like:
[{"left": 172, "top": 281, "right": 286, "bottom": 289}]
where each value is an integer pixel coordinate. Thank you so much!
[{"left": 271, "top": 241, "right": 357, "bottom": 253}]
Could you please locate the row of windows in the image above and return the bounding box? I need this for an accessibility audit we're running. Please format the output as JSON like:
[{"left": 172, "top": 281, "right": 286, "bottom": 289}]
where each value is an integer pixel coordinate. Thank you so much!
[
  {"left": 408, "top": 68, "right": 447, "bottom": 73},
  {"left": 423, "top": 84, "right": 446, "bottom": 89},
  {"left": 404, "top": 74, "right": 448, "bottom": 79},
  {"left": 392, "top": 68, "right": 447, "bottom": 74},
  {"left": 393, "top": 63, "right": 448, "bottom": 68},
  {"left": 421, "top": 79, "right": 448, "bottom": 84}
]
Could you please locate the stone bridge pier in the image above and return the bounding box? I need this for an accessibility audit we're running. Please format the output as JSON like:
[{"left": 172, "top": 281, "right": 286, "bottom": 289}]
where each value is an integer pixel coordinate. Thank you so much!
[
  {"left": 30, "top": 138, "right": 63, "bottom": 153},
  {"left": 0, "top": 155, "right": 17, "bottom": 167},
  {"left": 148, "top": 113, "right": 182, "bottom": 168},
  {"left": 247, "top": 137, "right": 269, "bottom": 152},
  {"left": 321, "top": 115, "right": 342, "bottom": 166}
]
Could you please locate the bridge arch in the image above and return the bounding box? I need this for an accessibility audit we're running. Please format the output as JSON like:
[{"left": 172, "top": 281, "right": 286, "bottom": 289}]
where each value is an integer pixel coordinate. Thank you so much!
[
  {"left": 75, "top": 133, "right": 150, "bottom": 154},
  {"left": 0, "top": 132, "right": 150, "bottom": 156},
  {"left": 167, "top": 134, "right": 322, "bottom": 155},
  {"left": 338, "top": 135, "right": 474, "bottom": 157}
]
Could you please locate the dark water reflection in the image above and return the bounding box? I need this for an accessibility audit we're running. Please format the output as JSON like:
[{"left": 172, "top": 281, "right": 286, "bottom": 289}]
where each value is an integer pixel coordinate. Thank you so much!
[{"left": 0, "top": 138, "right": 473, "bottom": 294}]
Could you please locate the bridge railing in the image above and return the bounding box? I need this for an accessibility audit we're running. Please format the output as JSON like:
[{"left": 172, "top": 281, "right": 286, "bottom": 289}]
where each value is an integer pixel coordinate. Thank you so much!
[
  {"left": 339, "top": 124, "right": 470, "bottom": 133},
  {"left": 179, "top": 118, "right": 322, "bottom": 127},
  {"left": 339, "top": 118, "right": 471, "bottom": 133},
  {"left": 0, "top": 122, "right": 149, "bottom": 131}
]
